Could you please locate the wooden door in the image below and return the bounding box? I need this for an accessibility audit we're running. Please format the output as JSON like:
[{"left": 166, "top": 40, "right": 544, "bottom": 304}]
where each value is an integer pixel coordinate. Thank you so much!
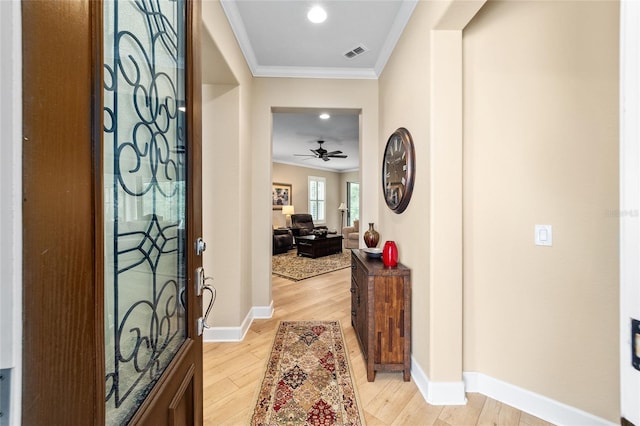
[{"left": 21, "top": 0, "right": 203, "bottom": 424}]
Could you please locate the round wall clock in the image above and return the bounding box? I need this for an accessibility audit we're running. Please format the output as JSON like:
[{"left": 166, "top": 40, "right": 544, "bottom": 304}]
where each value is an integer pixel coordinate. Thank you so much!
[{"left": 382, "top": 127, "right": 415, "bottom": 213}]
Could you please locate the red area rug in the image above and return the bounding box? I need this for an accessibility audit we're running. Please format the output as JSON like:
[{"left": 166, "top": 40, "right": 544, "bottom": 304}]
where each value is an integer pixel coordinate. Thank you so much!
[{"left": 251, "top": 321, "right": 363, "bottom": 426}]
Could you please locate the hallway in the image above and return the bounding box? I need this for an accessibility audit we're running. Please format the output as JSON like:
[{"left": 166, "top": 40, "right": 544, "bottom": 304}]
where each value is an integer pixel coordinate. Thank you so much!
[{"left": 202, "top": 267, "right": 553, "bottom": 425}]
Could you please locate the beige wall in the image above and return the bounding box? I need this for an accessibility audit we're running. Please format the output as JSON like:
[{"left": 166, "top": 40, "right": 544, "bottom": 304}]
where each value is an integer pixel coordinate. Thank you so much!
[
  {"left": 202, "top": 1, "right": 254, "bottom": 327},
  {"left": 379, "top": 0, "right": 620, "bottom": 420},
  {"left": 272, "top": 162, "right": 345, "bottom": 231},
  {"left": 463, "top": 0, "right": 619, "bottom": 421},
  {"left": 203, "top": 83, "right": 243, "bottom": 326},
  {"left": 378, "top": 0, "right": 450, "bottom": 384}
]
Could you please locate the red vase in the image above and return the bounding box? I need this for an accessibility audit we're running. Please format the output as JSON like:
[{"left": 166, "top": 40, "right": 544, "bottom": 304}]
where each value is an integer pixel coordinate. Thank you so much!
[{"left": 382, "top": 241, "right": 398, "bottom": 267}]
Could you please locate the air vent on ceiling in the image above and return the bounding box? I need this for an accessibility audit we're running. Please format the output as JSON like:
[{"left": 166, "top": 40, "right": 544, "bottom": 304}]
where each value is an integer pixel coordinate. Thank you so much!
[{"left": 344, "top": 44, "right": 368, "bottom": 59}]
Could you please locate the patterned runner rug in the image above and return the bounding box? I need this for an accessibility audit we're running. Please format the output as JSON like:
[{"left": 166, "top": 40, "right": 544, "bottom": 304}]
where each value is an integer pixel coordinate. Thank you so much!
[
  {"left": 251, "top": 321, "right": 363, "bottom": 426},
  {"left": 272, "top": 250, "right": 351, "bottom": 281}
]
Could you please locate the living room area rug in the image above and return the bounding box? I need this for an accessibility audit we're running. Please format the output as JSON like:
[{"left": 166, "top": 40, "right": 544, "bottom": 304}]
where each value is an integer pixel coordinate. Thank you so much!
[
  {"left": 251, "top": 320, "right": 363, "bottom": 426},
  {"left": 272, "top": 250, "right": 351, "bottom": 281}
]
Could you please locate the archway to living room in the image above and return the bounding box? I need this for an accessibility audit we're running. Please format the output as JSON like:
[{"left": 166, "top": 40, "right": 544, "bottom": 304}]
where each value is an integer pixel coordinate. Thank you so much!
[
  {"left": 248, "top": 77, "right": 379, "bottom": 332},
  {"left": 270, "top": 107, "right": 362, "bottom": 282}
]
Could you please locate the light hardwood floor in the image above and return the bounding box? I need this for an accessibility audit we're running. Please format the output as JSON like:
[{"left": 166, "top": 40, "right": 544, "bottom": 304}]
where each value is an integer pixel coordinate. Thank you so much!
[{"left": 203, "top": 265, "right": 554, "bottom": 426}]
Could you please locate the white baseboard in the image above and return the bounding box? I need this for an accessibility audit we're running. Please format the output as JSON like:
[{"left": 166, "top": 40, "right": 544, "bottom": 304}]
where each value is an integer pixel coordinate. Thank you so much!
[
  {"left": 411, "top": 356, "right": 467, "bottom": 405},
  {"left": 203, "top": 301, "right": 274, "bottom": 342},
  {"left": 410, "top": 359, "right": 615, "bottom": 425},
  {"left": 463, "top": 372, "right": 617, "bottom": 426},
  {"left": 252, "top": 302, "right": 275, "bottom": 319}
]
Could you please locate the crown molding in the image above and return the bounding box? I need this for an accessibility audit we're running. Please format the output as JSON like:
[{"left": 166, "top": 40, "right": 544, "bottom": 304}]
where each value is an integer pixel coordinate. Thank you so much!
[
  {"left": 252, "top": 65, "right": 378, "bottom": 80},
  {"left": 272, "top": 160, "right": 357, "bottom": 174},
  {"left": 220, "top": 0, "right": 417, "bottom": 80},
  {"left": 220, "top": 0, "right": 259, "bottom": 70},
  {"left": 374, "top": 0, "right": 419, "bottom": 76}
]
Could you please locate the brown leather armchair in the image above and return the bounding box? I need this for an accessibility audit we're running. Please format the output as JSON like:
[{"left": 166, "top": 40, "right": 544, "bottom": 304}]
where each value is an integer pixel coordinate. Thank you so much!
[
  {"left": 290, "top": 214, "right": 331, "bottom": 238},
  {"left": 273, "top": 228, "right": 293, "bottom": 254}
]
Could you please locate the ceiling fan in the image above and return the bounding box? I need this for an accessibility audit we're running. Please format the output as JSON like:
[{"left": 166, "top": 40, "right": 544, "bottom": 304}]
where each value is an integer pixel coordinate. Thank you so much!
[{"left": 294, "top": 140, "right": 348, "bottom": 162}]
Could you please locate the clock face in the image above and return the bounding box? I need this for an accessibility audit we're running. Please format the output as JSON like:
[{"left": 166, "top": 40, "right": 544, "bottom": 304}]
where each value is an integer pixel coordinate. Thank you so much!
[{"left": 382, "top": 128, "right": 415, "bottom": 213}]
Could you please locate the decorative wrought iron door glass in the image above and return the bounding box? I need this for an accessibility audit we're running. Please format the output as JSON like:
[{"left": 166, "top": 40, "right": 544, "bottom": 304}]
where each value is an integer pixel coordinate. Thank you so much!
[{"left": 103, "top": 0, "right": 187, "bottom": 423}]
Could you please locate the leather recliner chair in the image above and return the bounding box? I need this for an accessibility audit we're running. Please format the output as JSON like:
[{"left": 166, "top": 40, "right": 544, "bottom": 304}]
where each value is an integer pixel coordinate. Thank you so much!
[
  {"left": 290, "top": 213, "right": 332, "bottom": 238},
  {"left": 273, "top": 228, "right": 293, "bottom": 254}
]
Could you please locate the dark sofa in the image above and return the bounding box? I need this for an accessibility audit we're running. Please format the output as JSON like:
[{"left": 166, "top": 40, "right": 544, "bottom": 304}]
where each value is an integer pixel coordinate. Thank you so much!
[{"left": 273, "top": 228, "right": 293, "bottom": 254}]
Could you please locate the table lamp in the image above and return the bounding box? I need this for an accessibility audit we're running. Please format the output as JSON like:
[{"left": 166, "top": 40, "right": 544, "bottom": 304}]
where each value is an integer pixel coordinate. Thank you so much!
[{"left": 282, "top": 205, "right": 295, "bottom": 228}]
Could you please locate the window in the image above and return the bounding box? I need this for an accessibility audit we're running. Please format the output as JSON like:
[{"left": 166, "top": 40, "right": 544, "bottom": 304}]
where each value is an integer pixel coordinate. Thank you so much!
[
  {"left": 347, "top": 182, "right": 359, "bottom": 226},
  {"left": 308, "top": 176, "right": 326, "bottom": 223}
]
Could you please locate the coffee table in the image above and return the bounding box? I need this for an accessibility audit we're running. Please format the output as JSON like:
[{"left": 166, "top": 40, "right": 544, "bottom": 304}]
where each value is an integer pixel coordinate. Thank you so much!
[{"left": 296, "top": 234, "right": 343, "bottom": 258}]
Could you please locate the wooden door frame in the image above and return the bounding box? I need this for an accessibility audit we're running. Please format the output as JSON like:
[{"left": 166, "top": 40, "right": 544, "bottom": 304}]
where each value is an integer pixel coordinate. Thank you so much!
[
  {"left": 22, "top": 0, "right": 99, "bottom": 422},
  {"left": 0, "top": 1, "right": 23, "bottom": 423},
  {"left": 21, "top": 0, "right": 203, "bottom": 423}
]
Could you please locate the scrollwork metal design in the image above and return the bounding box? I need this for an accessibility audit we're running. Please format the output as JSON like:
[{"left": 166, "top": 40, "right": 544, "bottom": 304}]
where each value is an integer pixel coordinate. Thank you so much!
[{"left": 103, "top": 0, "right": 187, "bottom": 423}]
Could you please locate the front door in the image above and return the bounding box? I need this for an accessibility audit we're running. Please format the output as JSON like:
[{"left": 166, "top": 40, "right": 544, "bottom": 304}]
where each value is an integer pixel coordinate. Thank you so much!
[
  {"left": 102, "top": 0, "right": 203, "bottom": 423},
  {"left": 22, "top": 0, "right": 203, "bottom": 423}
]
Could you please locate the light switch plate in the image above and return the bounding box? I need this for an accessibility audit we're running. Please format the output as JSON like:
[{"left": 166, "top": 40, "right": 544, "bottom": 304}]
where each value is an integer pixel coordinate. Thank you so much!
[{"left": 535, "top": 225, "right": 553, "bottom": 246}]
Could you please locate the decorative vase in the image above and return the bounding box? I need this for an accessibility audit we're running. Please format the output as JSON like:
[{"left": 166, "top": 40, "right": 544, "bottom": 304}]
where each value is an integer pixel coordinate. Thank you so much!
[
  {"left": 363, "top": 223, "right": 380, "bottom": 248},
  {"left": 382, "top": 241, "right": 398, "bottom": 267}
]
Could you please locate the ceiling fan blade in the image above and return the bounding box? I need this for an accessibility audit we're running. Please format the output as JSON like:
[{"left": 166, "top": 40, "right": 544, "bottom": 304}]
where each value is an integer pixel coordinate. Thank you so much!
[{"left": 293, "top": 141, "right": 346, "bottom": 160}]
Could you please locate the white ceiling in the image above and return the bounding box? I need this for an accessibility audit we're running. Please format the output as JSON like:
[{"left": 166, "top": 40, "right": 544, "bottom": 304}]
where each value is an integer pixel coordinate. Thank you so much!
[
  {"left": 218, "top": 0, "right": 417, "bottom": 172},
  {"left": 272, "top": 110, "right": 360, "bottom": 172},
  {"left": 220, "top": 0, "right": 417, "bottom": 79}
]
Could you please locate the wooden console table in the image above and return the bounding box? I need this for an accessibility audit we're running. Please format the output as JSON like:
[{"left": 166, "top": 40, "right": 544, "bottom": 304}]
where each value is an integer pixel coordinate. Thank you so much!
[
  {"left": 296, "top": 234, "right": 342, "bottom": 258},
  {"left": 350, "top": 249, "right": 411, "bottom": 381}
]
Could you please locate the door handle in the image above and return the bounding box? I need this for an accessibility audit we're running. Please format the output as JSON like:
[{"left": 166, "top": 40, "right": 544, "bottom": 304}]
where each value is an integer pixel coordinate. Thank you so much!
[
  {"left": 201, "top": 279, "right": 216, "bottom": 330},
  {"left": 195, "top": 266, "right": 216, "bottom": 335}
]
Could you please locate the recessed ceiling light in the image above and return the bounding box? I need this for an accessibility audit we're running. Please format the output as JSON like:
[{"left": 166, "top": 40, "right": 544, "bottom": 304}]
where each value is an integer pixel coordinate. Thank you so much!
[
  {"left": 307, "top": 6, "right": 327, "bottom": 24},
  {"left": 319, "top": 113, "right": 330, "bottom": 120}
]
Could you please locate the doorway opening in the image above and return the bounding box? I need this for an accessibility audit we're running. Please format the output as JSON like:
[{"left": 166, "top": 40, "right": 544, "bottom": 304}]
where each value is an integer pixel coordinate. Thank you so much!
[
  {"left": 346, "top": 182, "right": 360, "bottom": 227},
  {"left": 271, "top": 108, "right": 360, "bottom": 232}
]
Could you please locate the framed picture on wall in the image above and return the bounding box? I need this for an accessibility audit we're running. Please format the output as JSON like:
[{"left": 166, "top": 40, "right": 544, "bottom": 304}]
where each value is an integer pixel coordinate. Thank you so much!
[{"left": 272, "top": 183, "right": 292, "bottom": 209}]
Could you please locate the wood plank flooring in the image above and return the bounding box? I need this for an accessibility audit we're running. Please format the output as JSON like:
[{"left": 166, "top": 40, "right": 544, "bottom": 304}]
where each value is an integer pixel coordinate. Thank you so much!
[{"left": 203, "top": 265, "right": 554, "bottom": 425}]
